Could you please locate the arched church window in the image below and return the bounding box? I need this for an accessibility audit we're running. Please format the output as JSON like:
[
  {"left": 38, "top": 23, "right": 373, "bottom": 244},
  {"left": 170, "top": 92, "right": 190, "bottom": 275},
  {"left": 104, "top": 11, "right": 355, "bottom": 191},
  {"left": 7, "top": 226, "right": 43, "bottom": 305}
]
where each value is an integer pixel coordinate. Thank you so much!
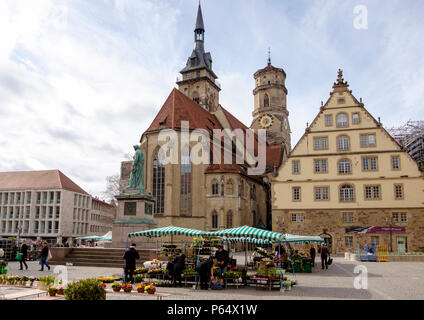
[
  {"left": 153, "top": 149, "right": 165, "bottom": 215},
  {"left": 180, "top": 145, "right": 192, "bottom": 216},
  {"left": 226, "top": 211, "right": 233, "bottom": 228},
  {"left": 212, "top": 211, "right": 218, "bottom": 230},
  {"left": 212, "top": 179, "right": 219, "bottom": 196},
  {"left": 264, "top": 94, "right": 270, "bottom": 108}
]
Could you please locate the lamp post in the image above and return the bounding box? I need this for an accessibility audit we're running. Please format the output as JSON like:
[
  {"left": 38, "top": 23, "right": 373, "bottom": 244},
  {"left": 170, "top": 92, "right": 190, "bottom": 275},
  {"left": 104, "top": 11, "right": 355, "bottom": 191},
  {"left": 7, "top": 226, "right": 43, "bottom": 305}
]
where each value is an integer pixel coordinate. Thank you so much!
[{"left": 385, "top": 216, "right": 393, "bottom": 253}]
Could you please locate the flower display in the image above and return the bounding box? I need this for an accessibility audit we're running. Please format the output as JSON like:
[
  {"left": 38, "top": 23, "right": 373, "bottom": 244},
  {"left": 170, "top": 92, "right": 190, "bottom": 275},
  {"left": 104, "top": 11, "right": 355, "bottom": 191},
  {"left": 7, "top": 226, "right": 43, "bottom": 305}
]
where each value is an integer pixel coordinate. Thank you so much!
[{"left": 122, "top": 284, "right": 133, "bottom": 292}]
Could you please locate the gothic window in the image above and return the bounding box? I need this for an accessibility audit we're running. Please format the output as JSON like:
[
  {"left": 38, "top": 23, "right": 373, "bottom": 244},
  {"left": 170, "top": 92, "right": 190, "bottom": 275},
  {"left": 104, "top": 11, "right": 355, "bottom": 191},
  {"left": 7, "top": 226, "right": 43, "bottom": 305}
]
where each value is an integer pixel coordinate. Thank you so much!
[
  {"left": 250, "top": 184, "right": 257, "bottom": 200},
  {"left": 212, "top": 179, "right": 219, "bottom": 196},
  {"left": 180, "top": 145, "right": 192, "bottom": 216},
  {"left": 225, "top": 179, "right": 234, "bottom": 195},
  {"left": 264, "top": 94, "right": 270, "bottom": 108},
  {"left": 212, "top": 211, "right": 218, "bottom": 230},
  {"left": 153, "top": 149, "right": 165, "bottom": 215},
  {"left": 226, "top": 211, "right": 233, "bottom": 228},
  {"left": 239, "top": 180, "right": 245, "bottom": 197}
]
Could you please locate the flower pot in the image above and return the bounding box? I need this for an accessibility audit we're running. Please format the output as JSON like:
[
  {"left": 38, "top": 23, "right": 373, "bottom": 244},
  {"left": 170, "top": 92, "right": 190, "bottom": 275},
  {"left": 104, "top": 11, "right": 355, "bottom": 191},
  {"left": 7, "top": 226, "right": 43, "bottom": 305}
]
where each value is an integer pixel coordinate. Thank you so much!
[
  {"left": 147, "top": 290, "right": 155, "bottom": 295},
  {"left": 112, "top": 287, "right": 121, "bottom": 292},
  {"left": 49, "top": 292, "right": 57, "bottom": 297},
  {"left": 124, "top": 289, "right": 132, "bottom": 293},
  {"left": 137, "top": 288, "right": 145, "bottom": 294}
]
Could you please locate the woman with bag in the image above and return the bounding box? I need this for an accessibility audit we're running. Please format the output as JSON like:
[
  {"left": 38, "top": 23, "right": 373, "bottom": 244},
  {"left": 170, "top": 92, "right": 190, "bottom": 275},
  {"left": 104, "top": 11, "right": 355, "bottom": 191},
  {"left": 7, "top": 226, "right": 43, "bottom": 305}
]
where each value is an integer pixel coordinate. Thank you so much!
[{"left": 39, "top": 242, "right": 51, "bottom": 271}]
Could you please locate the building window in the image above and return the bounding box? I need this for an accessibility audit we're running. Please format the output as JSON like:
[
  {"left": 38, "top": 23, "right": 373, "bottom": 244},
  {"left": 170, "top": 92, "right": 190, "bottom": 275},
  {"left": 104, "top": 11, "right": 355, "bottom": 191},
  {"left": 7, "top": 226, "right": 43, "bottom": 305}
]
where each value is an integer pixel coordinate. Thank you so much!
[
  {"left": 264, "top": 94, "right": 270, "bottom": 108},
  {"left": 337, "top": 113, "right": 348, "bottom": 127},
  {"left": 226, "top": 211, "right": 233, "bottom": 228},
  {"left": 338, "top": 98, "right": 346, "bottom": 105},
  {"left": 239, "top": 180, "right": 245, "bottom": 197},
  {"left": 292, "top": 160, "right": 300, "bottom": 174},
  {"left": 291, "top": 213, "right": 304, "bottom": 223},
  {"left": 314, "top": 187, "right": 329, "bottom": 201},
  {"left": 314, "top": 137, "right": 328, "bottom": 150},
  {"left": 337, "top": 135, "right": 350, "bottom": 150},
  {"left": 196, "top": 71, "right": 200, "bottom": 78},
  {"left": 364, "top": 185, "right": 381, "bottom": 200},
  {"left": 352, "top": 113, "right": 360, "bottom": 124},
  {"left": 391, "top": 156, "right": 400, "bottom": 170},
  {"left": 400, "top": 213, "right": 408, "bottom": 223},
  {"left": 338, "top": 159, "right": 352, "bottom": 174},
  {"left": 362, "top": 157, "right": 378, "bottom": 171},
  {"left": 292, "top": 187, "right": 301, "bottom": 201},
  {"left": 394, "top": 184, "right": 404, "bottom": 200},
  {"left": 153, "top": 149, "right": 165, "bottom": 215},
  {"left": 212, "top": 179, "right": 219, "bottom": 195},
  {"left": 325, "top": 115, "right": 333, "bottom": 127},
  {"left": 225, "top": 179, "right": 234, "bottom": 195},
  {"left": 339, "top": 184, "right": 355, "bottom": 202},
  {"left": 360, "top": 134, "right": 376, "bottom": 147},
  {"left": 180, "top": 145, "right": 192, "bottom": 216},
  {"left": 342, "top": 212, "right": 354, "bottom": 223},
  {"left": 345, "top": 236, "right": 354, "bottom": 248},
  {"left": 212, "top": 211, "right": 218, "bottom": 229},
  {"left": 314, "top": 159, "right": 328, "bottom": 173}
]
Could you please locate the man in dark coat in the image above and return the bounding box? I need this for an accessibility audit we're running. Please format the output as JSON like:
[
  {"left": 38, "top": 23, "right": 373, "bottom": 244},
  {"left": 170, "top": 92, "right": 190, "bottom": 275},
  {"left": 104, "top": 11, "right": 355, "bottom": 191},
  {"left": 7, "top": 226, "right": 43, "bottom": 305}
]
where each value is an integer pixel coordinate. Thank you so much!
[
  {"left": 321, "top": 244, "right": 329, "bottom": 270},
  {"left": 310, "top": 244, "right": 316, "bottom": 267},
  {"left": 215, "top": 245, "right": 229, "bottom": 277},
  {"left": 195, "top": 257, "right": 214, "bottom": 290},
  {"left": 19, "top": 241, "right": 29, "bottom": 270},
  {"left": 39, "top": 242, "right": 50, "bottom": 271},
  {"left": 123, "top": 243, "right": 140, "bottom": 283},
  {"left": 172, "top": 254, "right": 186, "bottom": 287}
]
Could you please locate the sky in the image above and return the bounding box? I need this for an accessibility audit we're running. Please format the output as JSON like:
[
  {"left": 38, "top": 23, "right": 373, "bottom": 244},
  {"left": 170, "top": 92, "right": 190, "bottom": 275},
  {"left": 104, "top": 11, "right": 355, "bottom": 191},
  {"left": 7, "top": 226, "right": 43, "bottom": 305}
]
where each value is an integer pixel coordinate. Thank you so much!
[{"left": 0, "top": 0, "right": 423, "bottom": 199}]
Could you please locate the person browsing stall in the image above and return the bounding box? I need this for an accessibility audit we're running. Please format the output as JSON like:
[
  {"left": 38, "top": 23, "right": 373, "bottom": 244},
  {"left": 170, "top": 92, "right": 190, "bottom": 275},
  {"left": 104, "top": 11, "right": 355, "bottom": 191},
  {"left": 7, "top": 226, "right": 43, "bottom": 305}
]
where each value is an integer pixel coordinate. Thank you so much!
[{"left": 215, "top": 245, "right": 229, "bottom": 277}]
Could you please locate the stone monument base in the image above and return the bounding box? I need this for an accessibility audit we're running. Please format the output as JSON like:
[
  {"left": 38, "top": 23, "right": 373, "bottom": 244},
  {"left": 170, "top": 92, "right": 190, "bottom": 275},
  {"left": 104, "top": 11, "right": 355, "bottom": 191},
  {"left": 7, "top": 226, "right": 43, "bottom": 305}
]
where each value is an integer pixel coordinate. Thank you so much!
[{"left": 112, "top": 193, "right": 157, "bottom": 249}]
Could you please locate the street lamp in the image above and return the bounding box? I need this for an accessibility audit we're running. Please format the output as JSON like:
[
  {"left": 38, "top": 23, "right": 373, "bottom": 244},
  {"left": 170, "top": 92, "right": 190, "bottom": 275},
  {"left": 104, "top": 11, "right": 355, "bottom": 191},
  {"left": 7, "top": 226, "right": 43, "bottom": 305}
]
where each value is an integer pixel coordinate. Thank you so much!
[{"left": 385, "top": 216, "right": 393, "bottom": 253}]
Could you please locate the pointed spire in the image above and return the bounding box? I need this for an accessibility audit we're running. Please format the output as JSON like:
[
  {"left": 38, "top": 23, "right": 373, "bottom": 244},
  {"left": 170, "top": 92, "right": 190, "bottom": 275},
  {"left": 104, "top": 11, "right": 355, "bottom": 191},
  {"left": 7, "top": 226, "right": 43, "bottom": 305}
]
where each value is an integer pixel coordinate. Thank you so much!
[
  {"left": 267, "top": 47, "right": 271, "bottom": 66},
  {"left": 195, "top": 1, "right": 205, "bottom": 32}
]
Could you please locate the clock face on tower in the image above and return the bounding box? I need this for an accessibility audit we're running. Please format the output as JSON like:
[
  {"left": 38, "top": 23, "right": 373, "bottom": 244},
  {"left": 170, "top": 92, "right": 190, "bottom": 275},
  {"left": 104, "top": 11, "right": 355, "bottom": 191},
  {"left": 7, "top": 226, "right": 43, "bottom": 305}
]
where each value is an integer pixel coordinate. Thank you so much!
[{"left": 259, "top": 114, "right": 274, "bottom": 129}]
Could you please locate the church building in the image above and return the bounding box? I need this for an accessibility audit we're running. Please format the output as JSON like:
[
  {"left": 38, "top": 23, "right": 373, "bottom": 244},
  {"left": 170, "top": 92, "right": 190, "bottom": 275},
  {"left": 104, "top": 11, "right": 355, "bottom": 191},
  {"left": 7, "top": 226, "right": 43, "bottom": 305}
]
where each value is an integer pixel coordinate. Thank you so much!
[{"left": 117, "top": 3, "right": 290, "bottom": 236}]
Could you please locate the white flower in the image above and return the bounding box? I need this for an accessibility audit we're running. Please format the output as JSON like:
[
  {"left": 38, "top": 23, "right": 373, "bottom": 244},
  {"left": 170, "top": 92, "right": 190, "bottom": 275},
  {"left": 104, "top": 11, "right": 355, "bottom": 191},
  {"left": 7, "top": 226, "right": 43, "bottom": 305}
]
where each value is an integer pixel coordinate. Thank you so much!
[{"left": 0, "top": 249, "right": 4, "bottom": 258}]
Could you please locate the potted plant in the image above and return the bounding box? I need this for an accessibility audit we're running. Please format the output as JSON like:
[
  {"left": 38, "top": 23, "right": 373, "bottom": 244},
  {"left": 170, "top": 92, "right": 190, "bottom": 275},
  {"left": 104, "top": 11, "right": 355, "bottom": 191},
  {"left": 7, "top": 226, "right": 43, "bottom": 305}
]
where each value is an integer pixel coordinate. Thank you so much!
[
  {"left": 100, "top": 282, "right": 107, "bottom": 289},
  {"left": 145, "top": 285, "right": 156, "bottom": 294},
  {"left": 111, "top": 282, "right": 122, "bottom": 292},
  {"left": 21, "top": 276, "right": 29, "bottom": 286},
  {"left": 122, "top": 283, "right": 133, "bottom": 293},
  {"left": 48, "top": 287, "right": 58, "bottom": 297},
  {"left": 0, "top": 259, "right": 7, "bottom": 275},
  {"left": 64, "top": 279, "right": 106, "bottom": 301},
  {"left": 29, "top": 276, "right": 36, "bottom": 287},
  {"left": 136, "top": 284, "right": 146, "bottom": 293}
]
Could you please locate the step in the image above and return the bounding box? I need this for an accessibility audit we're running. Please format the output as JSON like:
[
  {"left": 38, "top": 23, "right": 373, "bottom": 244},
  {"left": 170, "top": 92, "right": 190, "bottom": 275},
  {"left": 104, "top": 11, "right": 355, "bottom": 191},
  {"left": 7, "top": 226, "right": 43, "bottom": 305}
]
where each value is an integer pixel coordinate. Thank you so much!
[{"left": 49, "top": 261, "right": 126, "bottom": 268}]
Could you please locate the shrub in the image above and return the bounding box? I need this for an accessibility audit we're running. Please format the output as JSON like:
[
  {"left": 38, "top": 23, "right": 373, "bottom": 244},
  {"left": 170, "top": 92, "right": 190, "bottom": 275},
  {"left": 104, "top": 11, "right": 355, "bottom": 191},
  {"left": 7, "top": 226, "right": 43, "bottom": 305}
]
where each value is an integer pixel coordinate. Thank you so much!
[{"left": 64, "top": 279, "right": 106, "bottom": 301}]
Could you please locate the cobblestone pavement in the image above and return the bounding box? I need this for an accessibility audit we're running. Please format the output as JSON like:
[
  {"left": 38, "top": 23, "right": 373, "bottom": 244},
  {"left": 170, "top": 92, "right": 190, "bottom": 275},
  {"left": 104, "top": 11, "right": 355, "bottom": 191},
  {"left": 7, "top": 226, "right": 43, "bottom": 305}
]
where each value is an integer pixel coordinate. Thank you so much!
[{"left": 6, "top": 257, "right": 424, "bottom": 300}]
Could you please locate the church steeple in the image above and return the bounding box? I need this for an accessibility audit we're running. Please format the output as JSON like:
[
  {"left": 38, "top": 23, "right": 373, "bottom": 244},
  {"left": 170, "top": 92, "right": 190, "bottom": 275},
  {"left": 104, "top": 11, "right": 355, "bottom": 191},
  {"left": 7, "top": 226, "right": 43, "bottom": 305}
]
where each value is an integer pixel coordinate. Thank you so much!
[{"left": 177, "top": 2, "right": 220, "bottom": 112}]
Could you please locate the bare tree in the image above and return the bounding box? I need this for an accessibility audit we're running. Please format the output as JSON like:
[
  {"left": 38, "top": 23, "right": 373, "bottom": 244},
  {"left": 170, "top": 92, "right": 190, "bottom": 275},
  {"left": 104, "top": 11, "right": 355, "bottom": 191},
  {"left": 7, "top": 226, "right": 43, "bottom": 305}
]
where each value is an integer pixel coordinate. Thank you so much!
[{"left": 103, "top": 174, "right": 121, "bottom": 201}]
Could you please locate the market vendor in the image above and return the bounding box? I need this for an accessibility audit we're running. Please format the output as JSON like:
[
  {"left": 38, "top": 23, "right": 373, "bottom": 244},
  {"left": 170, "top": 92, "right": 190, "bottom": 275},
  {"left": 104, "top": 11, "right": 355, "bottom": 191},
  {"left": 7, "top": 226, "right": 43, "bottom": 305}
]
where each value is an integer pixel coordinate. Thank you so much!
[
  {"left": 274, "top": 244, "right": 286, "bottom": 263},
  {"left": 215, "top": 245, "right": 230, "bottom": 277}
]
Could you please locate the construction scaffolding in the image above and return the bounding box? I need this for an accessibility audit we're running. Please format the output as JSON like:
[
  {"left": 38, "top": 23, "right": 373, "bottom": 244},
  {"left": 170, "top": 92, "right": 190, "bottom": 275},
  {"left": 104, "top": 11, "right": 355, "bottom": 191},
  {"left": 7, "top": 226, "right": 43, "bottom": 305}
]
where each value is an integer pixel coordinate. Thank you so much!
[{"left": 387, "top": 120, "right": 424, "bottom": 170}]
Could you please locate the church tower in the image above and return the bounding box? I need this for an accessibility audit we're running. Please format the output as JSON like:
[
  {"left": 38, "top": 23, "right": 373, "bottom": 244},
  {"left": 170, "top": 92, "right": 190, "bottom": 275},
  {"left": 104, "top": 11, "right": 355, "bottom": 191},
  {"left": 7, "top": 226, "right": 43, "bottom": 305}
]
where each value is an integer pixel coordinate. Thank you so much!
[
  {"left": 177, "top": 3, "right": 221, "bottom": 112},
  {"left": 250, "top": 54, "right": 291, "bottom": 150}
]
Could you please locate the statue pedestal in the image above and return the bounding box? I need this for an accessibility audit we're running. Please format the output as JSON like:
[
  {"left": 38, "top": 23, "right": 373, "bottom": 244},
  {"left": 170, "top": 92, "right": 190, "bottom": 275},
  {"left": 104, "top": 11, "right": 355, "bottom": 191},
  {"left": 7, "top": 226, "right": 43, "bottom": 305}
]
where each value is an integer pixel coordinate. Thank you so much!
[{"left": 112, "top": 193, "right": 156, "bottom": 248}]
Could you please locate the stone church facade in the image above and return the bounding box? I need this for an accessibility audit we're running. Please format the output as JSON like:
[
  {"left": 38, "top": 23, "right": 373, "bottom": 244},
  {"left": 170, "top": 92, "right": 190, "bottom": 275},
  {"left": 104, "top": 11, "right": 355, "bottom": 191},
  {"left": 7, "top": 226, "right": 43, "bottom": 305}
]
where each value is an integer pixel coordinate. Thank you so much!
[{"left": 118, "top": 4, "right": 289, "bottom": 233}]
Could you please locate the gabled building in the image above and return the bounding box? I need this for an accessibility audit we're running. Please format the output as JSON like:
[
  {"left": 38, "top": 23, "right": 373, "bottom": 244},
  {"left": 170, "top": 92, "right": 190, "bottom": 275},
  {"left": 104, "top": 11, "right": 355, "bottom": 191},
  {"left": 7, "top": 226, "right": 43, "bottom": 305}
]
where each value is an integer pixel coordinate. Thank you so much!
[{"left": 272, "top": 70, "right": 424, "bottom": 254}]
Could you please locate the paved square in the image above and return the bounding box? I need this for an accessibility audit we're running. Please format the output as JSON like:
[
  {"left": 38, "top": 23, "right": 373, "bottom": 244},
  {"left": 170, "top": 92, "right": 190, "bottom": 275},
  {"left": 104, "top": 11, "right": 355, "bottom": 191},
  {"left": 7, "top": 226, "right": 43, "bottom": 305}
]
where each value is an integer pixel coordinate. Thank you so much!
[{"left": 6, "top": 256, "right": 424, "bottom": 300}]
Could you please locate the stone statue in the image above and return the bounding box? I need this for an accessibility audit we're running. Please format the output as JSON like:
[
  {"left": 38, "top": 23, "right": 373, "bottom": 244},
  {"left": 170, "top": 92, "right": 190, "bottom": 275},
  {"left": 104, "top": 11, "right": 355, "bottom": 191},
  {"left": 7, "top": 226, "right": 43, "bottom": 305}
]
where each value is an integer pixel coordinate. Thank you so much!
[{"left": 125, "top": 145, "right": 145, "bottom": 194}]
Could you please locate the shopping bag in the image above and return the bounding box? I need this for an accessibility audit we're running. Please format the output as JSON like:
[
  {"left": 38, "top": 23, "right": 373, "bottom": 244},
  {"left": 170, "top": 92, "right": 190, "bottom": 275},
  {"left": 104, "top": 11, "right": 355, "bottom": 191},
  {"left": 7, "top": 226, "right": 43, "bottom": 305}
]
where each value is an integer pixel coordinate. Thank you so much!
[
  {"left": 15, "top": 253, "right": 23, "bottom": 261},
  {"left": 47, "top": 250, "right": 53, "bottom": 261},
  {"left": 327, "top": 256, "right": 333, "bottom": 265}
]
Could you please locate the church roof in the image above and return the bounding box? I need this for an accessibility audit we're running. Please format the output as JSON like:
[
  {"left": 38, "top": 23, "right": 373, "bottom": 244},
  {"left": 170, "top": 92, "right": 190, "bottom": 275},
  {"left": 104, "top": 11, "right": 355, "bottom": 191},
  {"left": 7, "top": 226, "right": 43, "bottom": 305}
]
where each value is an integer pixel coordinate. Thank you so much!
[
  {"left": 195, "top": 3, "right": 205, "bottom": 31},
  {"left": 0, "top": 170, "right": 89, "bottom": 195},
  {"left": 145, "top": 88, "right": 223, "bottom": 133},
  {"left": 254, "top": 63, "right": 286, "bottom": 78}
]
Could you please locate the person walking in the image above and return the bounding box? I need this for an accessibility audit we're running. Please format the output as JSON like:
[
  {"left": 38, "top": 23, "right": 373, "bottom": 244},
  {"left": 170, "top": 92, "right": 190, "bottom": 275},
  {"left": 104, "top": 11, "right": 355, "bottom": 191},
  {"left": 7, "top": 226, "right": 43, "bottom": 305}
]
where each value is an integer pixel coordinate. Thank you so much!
[
  {"left": 19, "top": 241, "right": 29, "bottom": 270},
  {"left": 172, "top": 254, "right": 186, "bottom": 287},
  {"left": 310, "top": 244, "right": 316, "bottom": 267},
  {"left": 123, "top": 243, "right": 140, "bottom": 283},
  {"left": 39, "top": 242, "right": 51, "bottom": 271},
  {"left": 195, "top": 257, "right": 214, "bottom": 290},
  {"left": 321, "top": 243, "right": 329, "bottom": 270}
]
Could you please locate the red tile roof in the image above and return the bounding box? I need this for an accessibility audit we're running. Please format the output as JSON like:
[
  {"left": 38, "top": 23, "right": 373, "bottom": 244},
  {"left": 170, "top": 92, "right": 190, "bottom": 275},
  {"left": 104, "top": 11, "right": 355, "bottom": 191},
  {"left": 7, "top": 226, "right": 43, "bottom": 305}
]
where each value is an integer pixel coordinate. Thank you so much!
[
  {"left": 0, "top": 170, "right": 89, "bottom": 195},
  {"left": 145, "top": 88, "right": 223, "bottom": 133}
]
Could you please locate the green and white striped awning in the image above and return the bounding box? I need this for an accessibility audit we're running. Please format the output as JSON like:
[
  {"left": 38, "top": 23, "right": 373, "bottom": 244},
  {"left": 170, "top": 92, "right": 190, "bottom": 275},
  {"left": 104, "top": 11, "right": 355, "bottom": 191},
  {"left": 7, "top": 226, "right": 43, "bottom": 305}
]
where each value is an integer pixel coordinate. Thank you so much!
[
  {"left": 282, "top": 234, "right": 324, "bottom": 243},
  {"left": 222, "top": 237, "right": 272, "bottom": 245},
  {"left": 128, "top": 226, "right": 205, "bottom": 238},
  {"left": 208, "top": 226, "right": 284, "bottom": 242}
]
